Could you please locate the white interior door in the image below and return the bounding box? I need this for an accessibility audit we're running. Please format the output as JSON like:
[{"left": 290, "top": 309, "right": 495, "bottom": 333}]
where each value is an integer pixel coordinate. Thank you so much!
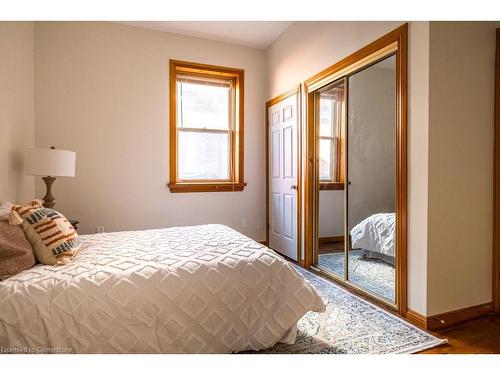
[{"left": 268, "top": 94, "right": 298, "bottom": 261}]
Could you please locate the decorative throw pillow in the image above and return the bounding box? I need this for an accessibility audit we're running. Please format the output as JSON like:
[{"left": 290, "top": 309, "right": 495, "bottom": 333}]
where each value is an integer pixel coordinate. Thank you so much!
[
  {"left": 0, "top": 221, "right": 36, "bottom": 281},
  {"left": 9, "top": 200, "right": 78, "bottom": 265}
]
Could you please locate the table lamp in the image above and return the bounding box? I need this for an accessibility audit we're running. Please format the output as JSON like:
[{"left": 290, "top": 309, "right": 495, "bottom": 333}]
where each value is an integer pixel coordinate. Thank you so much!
[{"left": 26, "top": 147, "right": 76, "bottom": 209}]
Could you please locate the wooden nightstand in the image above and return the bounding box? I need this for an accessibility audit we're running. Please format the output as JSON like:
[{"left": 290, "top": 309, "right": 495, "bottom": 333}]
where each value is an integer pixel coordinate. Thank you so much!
[{"left": 69, "top": 219, "right": 79, "bottom": 231}]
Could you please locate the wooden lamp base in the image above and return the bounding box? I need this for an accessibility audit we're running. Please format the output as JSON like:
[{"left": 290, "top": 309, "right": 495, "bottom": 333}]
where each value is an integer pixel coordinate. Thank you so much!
[{"left": 42, "top": 176, "right": 56, "bottom": 209}]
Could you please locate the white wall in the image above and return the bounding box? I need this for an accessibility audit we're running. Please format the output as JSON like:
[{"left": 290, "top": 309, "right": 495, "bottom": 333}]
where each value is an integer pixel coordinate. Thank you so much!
[
  {"left": 34, "top": 22, "right": 267, "bottom": 240},
  {"left": 266, "top": 21, "right": 430, "bottom": 314},
  {"left": 319, "top": 191, "right": 344, "bottom": 237},
  {"left": 427, "top": 22, "right": 497, "bottom": 315},
  {"left": 0, "top": 22, "right": 35, "bottom": 204},
  {"left": 407, "top": 22, "right": 430, "bottom": 315}
]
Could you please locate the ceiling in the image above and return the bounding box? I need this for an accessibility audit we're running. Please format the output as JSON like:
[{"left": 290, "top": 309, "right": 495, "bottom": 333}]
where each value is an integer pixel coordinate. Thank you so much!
[{"left": 117, "top": 21, "right": 292, "bottom": 50}]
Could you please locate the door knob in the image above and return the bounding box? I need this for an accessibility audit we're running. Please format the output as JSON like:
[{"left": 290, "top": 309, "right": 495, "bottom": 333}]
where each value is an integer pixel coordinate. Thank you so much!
[{"left": 291, "top": 184, "right": 298, "bottom": 190}]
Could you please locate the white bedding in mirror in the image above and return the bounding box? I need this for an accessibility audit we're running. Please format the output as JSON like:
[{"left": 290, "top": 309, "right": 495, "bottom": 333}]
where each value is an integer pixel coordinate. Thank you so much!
[{"left": 350, "top": 213, "right": 395, "bottom": 258}]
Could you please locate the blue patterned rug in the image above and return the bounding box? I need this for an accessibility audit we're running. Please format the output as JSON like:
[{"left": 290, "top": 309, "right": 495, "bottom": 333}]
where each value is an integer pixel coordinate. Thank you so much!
[
  {"left": 318, "top": 251, "right": 395, "bottom": 302},
  {"left": 260, "top": 265, "right": 446, "bottom": 354}
]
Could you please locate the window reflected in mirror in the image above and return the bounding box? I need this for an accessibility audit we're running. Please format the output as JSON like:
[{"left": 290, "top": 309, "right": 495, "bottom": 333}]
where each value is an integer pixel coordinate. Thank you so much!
[
  {"left": 318, "top": 81, "right": 345, "bottom": 189},
  {"left": 317, "top": 79, "right": 346, "bottom": 278}
]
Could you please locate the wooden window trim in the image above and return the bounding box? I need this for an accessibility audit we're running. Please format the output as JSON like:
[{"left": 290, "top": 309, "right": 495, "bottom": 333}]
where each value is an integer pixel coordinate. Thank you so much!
[
  {"left": 319, "top": 182, "right": 345, "bottom": 191},
  {"left": 168, "top": 60, "right": 245, "bottom": 193},
  {"left": 168, "top": 182, "right": 246, "bottom": 193},
  {"left": 494, "top": 27, "right": 500, "bottom": 313}
]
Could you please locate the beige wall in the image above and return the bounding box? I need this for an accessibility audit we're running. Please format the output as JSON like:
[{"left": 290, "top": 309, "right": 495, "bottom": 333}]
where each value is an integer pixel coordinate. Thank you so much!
[
  {"left": 407, "top": 22, "right": 430, "bottom": 315},
  {"left": 266, "top": 21, "right": 430, "bottom": 314},
  {"left": 427, "top": 22, "right": 497, "bottom": 315},
  {"left": 34, "top": 22, "right": 267, "bottom": 239},
  {"left": 0, "top": 22, "right": 35, "bottom": 204}
]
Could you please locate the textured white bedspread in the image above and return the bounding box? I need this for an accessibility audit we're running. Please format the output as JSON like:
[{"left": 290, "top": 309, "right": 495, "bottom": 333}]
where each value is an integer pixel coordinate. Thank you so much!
[
  {"left": 0, "top": 224, "right": 325, "bottom": 353},
  {"left": 350, "top": 213, "right": 395, "bottom": 257}
]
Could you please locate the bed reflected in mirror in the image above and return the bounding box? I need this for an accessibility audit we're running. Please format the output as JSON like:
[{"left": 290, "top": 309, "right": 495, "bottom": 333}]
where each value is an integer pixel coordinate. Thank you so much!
[{"left": 347, "top": 55, "right": 397, "bottom": 303}]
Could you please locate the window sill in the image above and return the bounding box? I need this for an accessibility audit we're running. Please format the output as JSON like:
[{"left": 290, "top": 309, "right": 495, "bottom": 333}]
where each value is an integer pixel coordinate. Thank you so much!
[
  {"left": 168, "top": 182, "right": 247, "bottom": 193},
  {"left": 319, "top": 182, "right": 345, "bottom": 191}
]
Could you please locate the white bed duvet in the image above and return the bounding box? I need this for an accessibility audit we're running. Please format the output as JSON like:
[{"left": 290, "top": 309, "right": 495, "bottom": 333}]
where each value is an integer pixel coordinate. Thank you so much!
[
  {"left": 0, "top": 224, "right": 325, "bottom": 353},
  {"left": 350, "top": 213, "right": 395, "bottom": 258}
]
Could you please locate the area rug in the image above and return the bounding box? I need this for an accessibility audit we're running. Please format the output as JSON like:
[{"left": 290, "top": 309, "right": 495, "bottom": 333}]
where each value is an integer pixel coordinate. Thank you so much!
[
  {"left": 318, "top": 250, "right": 395, "bottom": 302},
  {"left": 259, "top": 265, "right": 446, "bottom": 354}
]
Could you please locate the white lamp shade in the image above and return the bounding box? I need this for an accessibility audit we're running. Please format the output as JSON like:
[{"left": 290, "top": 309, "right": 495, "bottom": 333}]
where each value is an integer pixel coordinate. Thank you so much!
[{"left": 26, "top": 148, "right": 76, "bottom": 177}]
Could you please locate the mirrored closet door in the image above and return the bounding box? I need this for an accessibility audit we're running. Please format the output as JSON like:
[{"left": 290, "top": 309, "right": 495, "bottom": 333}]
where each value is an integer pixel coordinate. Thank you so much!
[
  {"left": 346, "top": 55, "right": 396, "bottom": 303},
  {"left": 305, "top": 25, "right": 407, "bottom": 312}
]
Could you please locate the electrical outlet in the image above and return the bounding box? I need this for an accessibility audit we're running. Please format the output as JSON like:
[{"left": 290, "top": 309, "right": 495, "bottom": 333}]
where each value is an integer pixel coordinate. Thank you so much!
[
  {"left": 241, "top": 217, "right": 247, "bottom": 228},
  {"left": 96, "top": 226, "right": 104, "bottom": 233},
  {"left": 257, "top": 217, "right": 263, "bottom": 230}
]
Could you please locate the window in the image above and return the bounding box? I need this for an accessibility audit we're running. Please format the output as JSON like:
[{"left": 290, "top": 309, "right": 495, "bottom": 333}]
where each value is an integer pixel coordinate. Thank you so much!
[
  {"left": 318, "top": 80, "right": 345, "bottom": 190},
  {"left": 168, "top": 60, "right": 245, "bottom": 192}
]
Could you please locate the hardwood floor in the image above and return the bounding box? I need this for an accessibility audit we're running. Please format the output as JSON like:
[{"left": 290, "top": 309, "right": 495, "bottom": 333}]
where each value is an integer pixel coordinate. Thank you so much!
[
  {"left": 419, "top": 314, "right": 500, "bottom": 354},
  {"left": 318, "top": 241, "right": 344, "bottom": 254}
]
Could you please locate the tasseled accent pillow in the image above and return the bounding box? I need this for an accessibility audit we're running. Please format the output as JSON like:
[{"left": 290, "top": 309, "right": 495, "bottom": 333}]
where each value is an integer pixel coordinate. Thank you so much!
[{"left": 9, "top": 200, "right": 78, "bottom": 265}]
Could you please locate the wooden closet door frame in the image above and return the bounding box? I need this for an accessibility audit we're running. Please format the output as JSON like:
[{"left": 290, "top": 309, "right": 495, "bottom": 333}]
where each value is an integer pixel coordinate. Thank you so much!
[
  {"left": 265, "top": 85, "right": 303, "bottom": 264},
  {"left": 494, "top": 27, "right": 500, "bottom": 313},
  {"left": 303, "top": 24, "right": 408, "bottom": 315}
]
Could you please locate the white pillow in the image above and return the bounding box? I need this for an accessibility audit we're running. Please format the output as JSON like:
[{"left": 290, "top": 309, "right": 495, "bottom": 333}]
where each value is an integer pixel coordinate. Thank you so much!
[{"left": 0, "top": 202, "right": 13, "bottom": 222}]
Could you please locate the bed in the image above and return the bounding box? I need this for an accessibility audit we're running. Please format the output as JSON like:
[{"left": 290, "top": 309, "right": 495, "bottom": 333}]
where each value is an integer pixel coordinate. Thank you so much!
[
  {"left": 349, "top": 213, "right": 395, "bottom": 265},
  {"left": 0, "top": 224, "right": 325, "bottom": 353}
]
